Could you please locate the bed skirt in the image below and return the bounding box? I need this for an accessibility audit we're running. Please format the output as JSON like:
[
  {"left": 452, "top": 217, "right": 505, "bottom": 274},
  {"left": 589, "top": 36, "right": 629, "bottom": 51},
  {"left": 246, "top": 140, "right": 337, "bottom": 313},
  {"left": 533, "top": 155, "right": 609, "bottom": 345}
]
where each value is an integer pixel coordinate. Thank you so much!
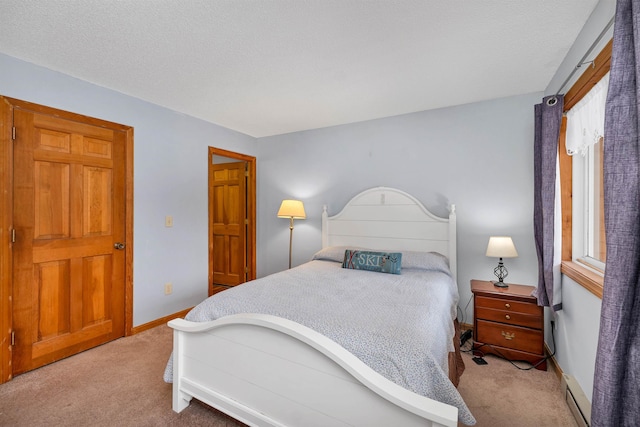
[{"left": 449, "top": 319, "right": 465, "bottom": 387}]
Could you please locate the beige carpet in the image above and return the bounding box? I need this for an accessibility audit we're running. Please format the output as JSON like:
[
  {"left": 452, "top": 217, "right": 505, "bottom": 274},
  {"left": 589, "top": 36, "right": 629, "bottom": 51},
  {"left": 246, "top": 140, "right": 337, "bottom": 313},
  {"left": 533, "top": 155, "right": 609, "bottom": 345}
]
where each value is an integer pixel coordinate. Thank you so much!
[
  {"left": 0, "top": 325, "right": 578, "bottom": 426},
  {"left": 458, "top": 342, "right": 578, "bottom": 427}
]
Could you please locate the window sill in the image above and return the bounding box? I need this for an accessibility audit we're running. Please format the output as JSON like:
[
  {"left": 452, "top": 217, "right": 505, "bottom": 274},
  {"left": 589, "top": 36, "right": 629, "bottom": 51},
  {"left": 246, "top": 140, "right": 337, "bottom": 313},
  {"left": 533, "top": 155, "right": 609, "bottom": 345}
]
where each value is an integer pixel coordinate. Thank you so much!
[{"left": 561, "top": 260, "right": 603, "bottom": 299}]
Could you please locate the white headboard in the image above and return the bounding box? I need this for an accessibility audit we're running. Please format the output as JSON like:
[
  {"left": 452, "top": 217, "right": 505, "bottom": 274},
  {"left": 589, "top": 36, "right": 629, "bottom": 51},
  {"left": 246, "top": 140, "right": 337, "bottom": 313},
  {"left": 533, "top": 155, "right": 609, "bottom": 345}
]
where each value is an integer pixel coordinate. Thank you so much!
[{"left": 321, "top": 187, "right": 457, "bottom": 280}]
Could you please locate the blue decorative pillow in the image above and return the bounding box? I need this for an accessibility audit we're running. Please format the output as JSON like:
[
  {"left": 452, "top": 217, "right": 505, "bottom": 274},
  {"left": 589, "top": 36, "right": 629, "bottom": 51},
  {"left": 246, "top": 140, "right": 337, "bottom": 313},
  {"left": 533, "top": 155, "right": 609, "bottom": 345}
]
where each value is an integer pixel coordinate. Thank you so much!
[{"left": 342, "top": 250, "right": 402, "bottom": 274}]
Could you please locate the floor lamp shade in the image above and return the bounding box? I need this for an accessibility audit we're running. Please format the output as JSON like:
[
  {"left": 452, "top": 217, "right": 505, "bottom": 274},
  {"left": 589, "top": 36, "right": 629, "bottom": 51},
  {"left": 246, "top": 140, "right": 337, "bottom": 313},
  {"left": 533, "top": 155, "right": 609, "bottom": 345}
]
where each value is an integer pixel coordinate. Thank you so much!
[
  {"left": 278, "top": 200, "right": 306, "bottom": 269},
  {"left": 277, "top": 200, "right": 306, "bottom": 219}
]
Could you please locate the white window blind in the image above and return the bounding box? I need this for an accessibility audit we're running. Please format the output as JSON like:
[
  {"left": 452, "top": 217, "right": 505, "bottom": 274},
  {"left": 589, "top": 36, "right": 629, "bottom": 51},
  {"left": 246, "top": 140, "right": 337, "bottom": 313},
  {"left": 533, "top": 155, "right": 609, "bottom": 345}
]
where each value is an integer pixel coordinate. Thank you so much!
[{"left": 566, "top": 72, "right": 609, "bottom": 156}]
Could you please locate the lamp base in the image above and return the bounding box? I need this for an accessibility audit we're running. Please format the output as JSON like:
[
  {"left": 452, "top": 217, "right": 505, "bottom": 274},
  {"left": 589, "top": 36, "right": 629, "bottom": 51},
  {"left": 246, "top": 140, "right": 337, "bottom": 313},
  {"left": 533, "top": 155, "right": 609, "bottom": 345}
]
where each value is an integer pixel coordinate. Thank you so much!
[{"left": 492, "top": 280, "right": 509, "bottom": 288}]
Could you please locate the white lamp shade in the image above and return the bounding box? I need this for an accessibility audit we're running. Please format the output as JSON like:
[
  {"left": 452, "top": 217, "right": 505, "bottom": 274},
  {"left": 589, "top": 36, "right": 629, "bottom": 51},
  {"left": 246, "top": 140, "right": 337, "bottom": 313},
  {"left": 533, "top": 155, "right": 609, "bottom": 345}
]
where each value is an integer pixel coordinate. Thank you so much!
[
  {"left": 277, "top": 199, "right": 306, "bottom": 219},
  {"left": 486, "top": 236, "right": 518, "bottom": 258}
]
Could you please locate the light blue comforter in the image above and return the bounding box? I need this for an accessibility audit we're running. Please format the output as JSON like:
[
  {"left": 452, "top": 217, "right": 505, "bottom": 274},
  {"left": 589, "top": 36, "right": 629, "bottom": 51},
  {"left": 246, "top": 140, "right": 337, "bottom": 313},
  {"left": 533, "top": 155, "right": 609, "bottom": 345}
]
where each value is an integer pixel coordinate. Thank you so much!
[{"left": 164, "top": 248, "right": 475, "bottom": 425}]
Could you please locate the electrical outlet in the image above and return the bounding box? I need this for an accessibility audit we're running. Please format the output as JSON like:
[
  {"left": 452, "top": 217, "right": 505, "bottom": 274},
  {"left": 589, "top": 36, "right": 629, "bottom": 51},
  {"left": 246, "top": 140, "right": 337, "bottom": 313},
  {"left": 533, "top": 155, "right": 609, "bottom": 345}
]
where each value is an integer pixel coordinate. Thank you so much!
[
  {"left": 164, "top": 283, "right": 172, "bottom": 295},
  {"left": 165, "top": 215, "right": 173, "bottom": 227}
]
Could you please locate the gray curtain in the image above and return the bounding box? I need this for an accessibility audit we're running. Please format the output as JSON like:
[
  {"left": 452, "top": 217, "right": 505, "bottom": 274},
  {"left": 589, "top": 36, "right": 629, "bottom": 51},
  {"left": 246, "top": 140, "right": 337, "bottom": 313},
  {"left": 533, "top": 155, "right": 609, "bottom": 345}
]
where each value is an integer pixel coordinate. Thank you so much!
[
  {"left": 592, "top": 0, "right": 640, "bottom": 425},
  {"left": 533, "top": 95, "right": 564, "bottom": 313}
]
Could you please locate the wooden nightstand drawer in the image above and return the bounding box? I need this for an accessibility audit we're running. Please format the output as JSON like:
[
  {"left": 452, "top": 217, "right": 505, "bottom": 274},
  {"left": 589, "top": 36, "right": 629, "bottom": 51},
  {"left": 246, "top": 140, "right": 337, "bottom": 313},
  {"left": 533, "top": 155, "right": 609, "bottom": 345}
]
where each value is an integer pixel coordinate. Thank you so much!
[
  {"left": 475, "top": 295, "right": 541, "bottom": 316},
  {"left": 475, "top": 306, "right": 542, "bottom": 329},
  {"left": 476, "top": 320, "right": 544, "bottom": 354}
]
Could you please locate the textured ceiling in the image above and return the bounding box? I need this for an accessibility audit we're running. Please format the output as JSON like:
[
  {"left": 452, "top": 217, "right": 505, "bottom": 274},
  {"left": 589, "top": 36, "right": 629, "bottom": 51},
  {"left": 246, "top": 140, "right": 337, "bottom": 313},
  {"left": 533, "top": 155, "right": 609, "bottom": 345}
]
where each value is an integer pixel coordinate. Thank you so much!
[{"left": 0, "top": 0, "right": 599, "bottom": 137}]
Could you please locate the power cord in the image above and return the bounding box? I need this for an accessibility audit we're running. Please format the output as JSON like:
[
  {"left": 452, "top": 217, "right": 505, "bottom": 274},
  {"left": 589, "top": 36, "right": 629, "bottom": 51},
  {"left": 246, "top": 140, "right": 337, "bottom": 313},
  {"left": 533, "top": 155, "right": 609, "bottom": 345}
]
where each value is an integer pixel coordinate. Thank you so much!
[
  {"left": 457, "top": 293, "right": 475, "bottom": 348},
  {"left": 460, "top": 336, "right": 475, "bottom": 354},
  {"left": 457, "top": 293, "right": 474, "bottom": 328},
  {"left": 460, "top": 329, "right": 473, "bottom": 346}
]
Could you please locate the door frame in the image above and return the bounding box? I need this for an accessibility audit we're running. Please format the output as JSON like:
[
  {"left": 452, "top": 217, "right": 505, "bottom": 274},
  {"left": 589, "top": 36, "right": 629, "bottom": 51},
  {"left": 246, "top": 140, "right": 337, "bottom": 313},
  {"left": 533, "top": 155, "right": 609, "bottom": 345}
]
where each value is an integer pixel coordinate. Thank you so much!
[
  {"left": 0, "top": 96, "right": 134, "bottom": 384},
  {"left": 208, "top": 147, "right": 256, "bottom": 295}
]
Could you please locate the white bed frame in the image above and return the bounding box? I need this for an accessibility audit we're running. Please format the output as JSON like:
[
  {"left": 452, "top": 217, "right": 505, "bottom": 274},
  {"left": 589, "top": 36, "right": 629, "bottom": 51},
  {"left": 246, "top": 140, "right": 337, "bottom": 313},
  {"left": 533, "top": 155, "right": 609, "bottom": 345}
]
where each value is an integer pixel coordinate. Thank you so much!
[{"left": 168, "top": 187, "right": 459, "bottom": 427}]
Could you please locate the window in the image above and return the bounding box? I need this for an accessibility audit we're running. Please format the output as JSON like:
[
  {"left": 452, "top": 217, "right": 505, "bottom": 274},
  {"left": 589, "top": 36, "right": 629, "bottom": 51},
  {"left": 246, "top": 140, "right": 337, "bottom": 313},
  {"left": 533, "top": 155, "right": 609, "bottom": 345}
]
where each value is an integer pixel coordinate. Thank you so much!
[
  {"left": 585, "top": 138, "right": 606, "bottom": 266},
  {"left": 559, "top": 40, "right": 612, "bottom": 298},
  {"left": 567, "top": 71, "right": 608, "bottom": 273},
  {"left": 571, "top": 135, "right": 606, "bottom": 270}
]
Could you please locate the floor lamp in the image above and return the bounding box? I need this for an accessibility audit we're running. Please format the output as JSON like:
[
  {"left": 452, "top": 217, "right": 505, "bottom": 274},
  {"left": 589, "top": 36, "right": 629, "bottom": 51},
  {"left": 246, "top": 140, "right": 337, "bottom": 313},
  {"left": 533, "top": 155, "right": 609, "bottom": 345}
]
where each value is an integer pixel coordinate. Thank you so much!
[{"left": 277, "top": 199, "right": 306, "bottom": 269}]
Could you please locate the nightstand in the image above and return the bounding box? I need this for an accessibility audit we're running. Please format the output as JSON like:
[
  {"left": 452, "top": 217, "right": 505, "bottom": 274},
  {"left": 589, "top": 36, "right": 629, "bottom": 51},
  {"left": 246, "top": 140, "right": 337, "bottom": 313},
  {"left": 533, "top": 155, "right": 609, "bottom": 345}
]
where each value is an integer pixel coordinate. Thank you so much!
[{"left": 471, "top": 279, "right": 546, "bottom": 370}]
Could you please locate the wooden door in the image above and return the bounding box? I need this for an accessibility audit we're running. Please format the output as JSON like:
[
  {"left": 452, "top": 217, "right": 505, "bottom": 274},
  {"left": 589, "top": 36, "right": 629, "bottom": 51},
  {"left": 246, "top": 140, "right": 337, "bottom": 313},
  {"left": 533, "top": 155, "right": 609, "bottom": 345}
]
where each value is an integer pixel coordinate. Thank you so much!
[
  {"left": 12, "top": 108, "right": 126, "bottom": 375},
  {"left": 210, "top": 162, "right": 247, "bottom": 291}
]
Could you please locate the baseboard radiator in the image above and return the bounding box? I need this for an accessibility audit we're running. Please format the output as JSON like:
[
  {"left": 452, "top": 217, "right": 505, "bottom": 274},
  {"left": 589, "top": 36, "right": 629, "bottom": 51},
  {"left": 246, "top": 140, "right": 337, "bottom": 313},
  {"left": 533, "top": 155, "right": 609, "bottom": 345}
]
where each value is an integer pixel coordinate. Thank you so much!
[{"left": 561, "top": 374, "right": 591, "bottom": 427}]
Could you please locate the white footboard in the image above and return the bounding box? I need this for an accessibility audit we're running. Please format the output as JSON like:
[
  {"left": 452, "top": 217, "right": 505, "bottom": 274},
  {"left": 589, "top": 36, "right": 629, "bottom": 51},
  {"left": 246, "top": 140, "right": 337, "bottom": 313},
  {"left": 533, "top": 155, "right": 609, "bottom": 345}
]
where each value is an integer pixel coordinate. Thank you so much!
[{"left": 169, "top": 313, "right": 458, "bottom": 427}]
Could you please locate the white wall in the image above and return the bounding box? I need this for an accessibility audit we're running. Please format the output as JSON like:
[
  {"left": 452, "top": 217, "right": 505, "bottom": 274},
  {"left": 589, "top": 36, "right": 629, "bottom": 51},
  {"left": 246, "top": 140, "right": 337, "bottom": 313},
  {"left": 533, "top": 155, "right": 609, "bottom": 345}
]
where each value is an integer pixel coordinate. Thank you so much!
[
  {"left": 555, "top": 278, "right": 602, "bottom": 401},
  {"left": 0, "top": 53, "right": 258, "bottom": 326},
  {"left": 256, "top": 93, "right": 542, "bottom": 326}
]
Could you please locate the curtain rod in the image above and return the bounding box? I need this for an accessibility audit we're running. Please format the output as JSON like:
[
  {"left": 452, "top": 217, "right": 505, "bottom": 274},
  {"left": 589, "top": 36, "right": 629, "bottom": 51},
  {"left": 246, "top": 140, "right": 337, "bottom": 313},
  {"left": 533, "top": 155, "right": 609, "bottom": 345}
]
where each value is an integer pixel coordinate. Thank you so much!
[{"left": 550, "top": 15, "right": 615, "bottom": 103}]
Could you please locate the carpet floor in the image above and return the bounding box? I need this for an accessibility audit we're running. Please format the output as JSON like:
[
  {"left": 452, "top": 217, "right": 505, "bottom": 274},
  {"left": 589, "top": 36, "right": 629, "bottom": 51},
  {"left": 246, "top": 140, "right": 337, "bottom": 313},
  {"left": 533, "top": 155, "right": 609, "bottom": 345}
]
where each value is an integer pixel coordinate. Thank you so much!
[{"left": 0, "top": 325, "right": 578, "bottom": 426}]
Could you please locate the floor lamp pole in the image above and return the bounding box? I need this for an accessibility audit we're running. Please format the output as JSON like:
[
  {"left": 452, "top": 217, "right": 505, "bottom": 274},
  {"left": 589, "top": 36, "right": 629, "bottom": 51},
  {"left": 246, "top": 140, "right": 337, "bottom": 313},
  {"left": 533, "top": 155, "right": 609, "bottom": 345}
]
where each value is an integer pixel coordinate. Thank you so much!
[{"left": 288, "top": 217, "right": 294, "bottom": 269}]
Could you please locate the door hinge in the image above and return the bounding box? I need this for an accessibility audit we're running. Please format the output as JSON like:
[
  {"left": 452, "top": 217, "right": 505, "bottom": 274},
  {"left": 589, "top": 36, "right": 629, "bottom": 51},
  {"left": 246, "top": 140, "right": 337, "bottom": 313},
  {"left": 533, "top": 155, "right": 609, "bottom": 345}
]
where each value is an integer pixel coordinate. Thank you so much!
[
  {"left": 245, "top": 218, "right": 248, "bottom": 225},
  {"left": 245, "top": 267, "right": 249, "bottom": 274},
  {"left": 12, "top": 126, "right": 16, "bottom": 140},
  {"left": 11, "top": 228, "right": 16, "bottom": 243},
  {"left": 11, "top": 331, "right": 15, "bottom": 346}
]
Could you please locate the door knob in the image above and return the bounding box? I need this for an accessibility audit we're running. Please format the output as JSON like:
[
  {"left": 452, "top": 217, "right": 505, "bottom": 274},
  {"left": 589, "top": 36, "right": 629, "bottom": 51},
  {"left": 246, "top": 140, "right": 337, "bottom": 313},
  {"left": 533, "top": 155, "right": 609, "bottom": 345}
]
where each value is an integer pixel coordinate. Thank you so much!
[{"left": 114, "top": 242, "right": 125, "bottom": 250}]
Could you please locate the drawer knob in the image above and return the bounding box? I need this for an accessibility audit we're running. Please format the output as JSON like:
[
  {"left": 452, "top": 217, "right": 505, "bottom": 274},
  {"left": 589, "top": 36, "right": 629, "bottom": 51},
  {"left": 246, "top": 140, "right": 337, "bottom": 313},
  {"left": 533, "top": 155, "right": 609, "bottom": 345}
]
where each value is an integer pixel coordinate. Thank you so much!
[
  {"left": 505, "top": 314, "right": 511, "bottom": 320},
  {"left": 502, "top": 331, "right": 515, "bottom": 340},
  {"left": 505, "top": 303, "right": 511, "bottom": 309}
]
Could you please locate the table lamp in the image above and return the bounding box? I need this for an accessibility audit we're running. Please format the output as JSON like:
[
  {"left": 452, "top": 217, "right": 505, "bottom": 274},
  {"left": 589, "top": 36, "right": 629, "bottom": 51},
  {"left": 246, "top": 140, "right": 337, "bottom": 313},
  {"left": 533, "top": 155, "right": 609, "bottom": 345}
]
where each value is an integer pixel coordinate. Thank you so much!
[{"left": 486, "top": 236, "right": 518, "bottom": 288}]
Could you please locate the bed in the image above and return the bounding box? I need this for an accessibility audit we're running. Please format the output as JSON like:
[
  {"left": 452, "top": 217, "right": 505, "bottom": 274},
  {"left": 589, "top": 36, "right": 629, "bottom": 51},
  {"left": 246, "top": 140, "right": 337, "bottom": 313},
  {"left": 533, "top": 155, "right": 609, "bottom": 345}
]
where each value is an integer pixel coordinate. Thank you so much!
[{"left": 165, "top": 187, "right": 476, "bottom": 426}]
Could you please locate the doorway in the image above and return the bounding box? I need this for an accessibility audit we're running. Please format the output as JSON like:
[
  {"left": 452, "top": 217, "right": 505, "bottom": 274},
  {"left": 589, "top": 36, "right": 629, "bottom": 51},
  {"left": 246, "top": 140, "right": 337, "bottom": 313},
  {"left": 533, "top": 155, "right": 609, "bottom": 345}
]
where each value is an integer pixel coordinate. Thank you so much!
[
  {"left": 208, "top": 147, "right": 256, "bottom": 296},
  {"left": 0, "top": 97, "right": 134, "bottom": 383}
]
